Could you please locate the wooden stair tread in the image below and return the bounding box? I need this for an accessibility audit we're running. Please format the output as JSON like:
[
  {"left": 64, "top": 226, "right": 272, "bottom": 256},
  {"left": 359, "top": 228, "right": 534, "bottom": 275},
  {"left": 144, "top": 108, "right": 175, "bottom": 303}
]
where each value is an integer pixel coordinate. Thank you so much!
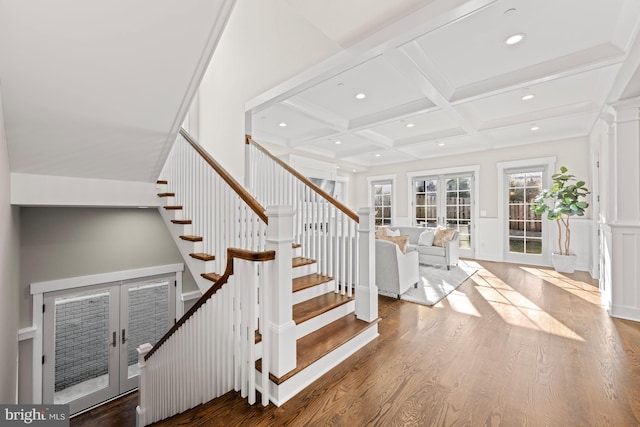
[
  {"left": 202, "top": 273, "right": 221, "bottom": 282},
  {"left": 156, "top": 180, "right": 168, "bottom": 185},
  {"left": 293, "top": 292, "right": 352, "bottom": 325},
  {"left": 164, "top": 206, "right": 182, "bottom": 210},
  {"left": 292, "top": 257, "right": 316, "bottom": 268},
  {"left": 292, "top": 243, "right": 301, "bottom": 249},
  {"left": 180, "top": 235, "right": 203, "bottom": 242},
  {"left": 171, "top": 219, "right": 192, "bottom": 225},
  {"left": 293, "top": 274, "right": 332, "bottom": 293},
  {"left": 157, "top": 192, "right": 175, "bottom": 197},
  {"left": 190, "top": 253, "right": 215, "bottom": 261},
  {"left": 257, "top": 314, "right": 380, "bottom": 384}
]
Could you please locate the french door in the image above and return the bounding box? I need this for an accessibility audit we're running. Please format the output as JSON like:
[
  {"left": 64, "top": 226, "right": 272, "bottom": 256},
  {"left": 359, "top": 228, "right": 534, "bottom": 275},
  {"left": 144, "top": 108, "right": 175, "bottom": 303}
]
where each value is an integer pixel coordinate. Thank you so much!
[
  {"left": 42, "top": 275, "right": 175, "bottom": 415},
  {"left": 412, "top": 173, "right": 474, "bottom": 256}
]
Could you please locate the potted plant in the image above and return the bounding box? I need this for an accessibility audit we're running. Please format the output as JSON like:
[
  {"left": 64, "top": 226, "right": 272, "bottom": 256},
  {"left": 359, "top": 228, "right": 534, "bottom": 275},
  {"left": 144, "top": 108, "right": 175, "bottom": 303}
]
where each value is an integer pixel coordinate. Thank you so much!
[{"left": 531, "top": 166, "right": 590, "bottom": 273}]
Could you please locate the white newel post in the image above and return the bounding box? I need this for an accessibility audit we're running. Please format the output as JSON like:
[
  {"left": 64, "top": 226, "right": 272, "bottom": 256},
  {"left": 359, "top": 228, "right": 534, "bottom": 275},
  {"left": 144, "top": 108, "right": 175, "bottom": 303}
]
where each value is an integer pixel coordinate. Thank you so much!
[
  {"left": 265, "top": 206, "right": 297, "bottom": 377},
  {"left": 136, "top": 343, "right": 153, "bottom": 427},
  {"left": 356, "top": 207, "right": 378, "bottom": 322}
]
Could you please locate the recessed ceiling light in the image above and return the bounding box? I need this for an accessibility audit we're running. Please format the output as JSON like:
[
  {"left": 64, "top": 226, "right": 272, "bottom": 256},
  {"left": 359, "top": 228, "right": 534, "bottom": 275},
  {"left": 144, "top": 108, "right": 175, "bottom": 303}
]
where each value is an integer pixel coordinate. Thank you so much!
[
  {"left": 279, "top": 122, "right": 287, "bottom": 127},
  {"left": 521, "top": 93, "right": 535, "bottom": 101},
  {"left": 352, "top": 169, "right": 356, "bottom": 173},
  {"left": 355, "top": 93, "right": 366, "bottom": 100},
  {"left": 438, "top": 143, "right": 445, "bottom": 147},
  {"left": 530, "top": 125, "right": 540, "bottom": 131},
  {"left": 375, "top": 153, "right": 381, "bottom": 157},
  {"left": 336, "top": 166, "right": 340, "bottom": 169},
  {"left": 335, "top": 140, "right": 342, "bottom": 145},
  {"left": 406, "top": 123, "right": 415, "bottom": 128},
  {"left": 505, "top": 33, "right": 525, "bottom": 45}
]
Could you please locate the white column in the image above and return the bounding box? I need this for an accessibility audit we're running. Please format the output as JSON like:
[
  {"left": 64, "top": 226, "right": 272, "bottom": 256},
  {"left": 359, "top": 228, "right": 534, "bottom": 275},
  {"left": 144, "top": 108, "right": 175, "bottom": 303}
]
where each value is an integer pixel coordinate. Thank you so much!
[
  {"left": 355, "top": 207, "right": 378, "bottom": 322},
  {"left": 136, "top": 343, "right": 153, "bottom": 427},
  {"left": 606, "top": 98, "right": 640, "bottom": 321},
  {"left": 265, "top": 206, "right": 296, "bottom": 377}
]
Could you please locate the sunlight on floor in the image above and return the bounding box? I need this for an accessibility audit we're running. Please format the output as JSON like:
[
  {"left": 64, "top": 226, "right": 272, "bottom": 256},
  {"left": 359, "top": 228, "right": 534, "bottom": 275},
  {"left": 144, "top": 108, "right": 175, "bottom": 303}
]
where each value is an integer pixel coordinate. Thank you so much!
[
  {"left": 435, "top": 289, "right": 482, "bottom": 317},
  {"left": 471, "top": 266, "right": 585, "bottom": 342},
  {"left": 519, "top": 266, "right": 602, "bottom": 306}
]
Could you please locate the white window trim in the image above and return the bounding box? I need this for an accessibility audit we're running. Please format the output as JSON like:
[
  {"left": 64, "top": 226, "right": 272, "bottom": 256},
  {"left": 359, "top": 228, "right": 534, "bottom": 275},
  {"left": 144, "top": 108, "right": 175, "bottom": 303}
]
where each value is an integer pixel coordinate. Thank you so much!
[
  {"left": 497, "top": 156, "right": 556, "bottom": 264},
  {"left": 29, "top": 263, "right": 183, "bottom": 404},
  {"left": 367, "top": 174, "right": 397, "bottom": 225}
]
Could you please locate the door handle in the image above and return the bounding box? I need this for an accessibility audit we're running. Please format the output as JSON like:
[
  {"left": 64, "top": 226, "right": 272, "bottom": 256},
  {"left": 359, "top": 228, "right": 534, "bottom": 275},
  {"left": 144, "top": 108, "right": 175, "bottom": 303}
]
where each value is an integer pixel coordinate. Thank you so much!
[
  {"left": 122, "top": 328, "right": 127, "bottom": 344},
  {"left": 111, "top": 331, "right": 117, "bottom": 347}
]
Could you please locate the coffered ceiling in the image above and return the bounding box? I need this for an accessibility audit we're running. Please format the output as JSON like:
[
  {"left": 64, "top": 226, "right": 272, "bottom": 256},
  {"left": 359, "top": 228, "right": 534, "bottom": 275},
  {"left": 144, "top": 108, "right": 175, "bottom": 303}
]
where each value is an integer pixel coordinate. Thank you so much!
[{"left": 250, "top": 0, "right": 640, "bottom": 171}]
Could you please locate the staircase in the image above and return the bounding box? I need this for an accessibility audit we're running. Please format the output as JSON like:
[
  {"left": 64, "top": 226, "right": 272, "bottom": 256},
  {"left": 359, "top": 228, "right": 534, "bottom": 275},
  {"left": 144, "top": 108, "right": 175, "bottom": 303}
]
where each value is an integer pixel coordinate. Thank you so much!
[{"left": 136, "top": 129, "right": 379, "bottom": 426}]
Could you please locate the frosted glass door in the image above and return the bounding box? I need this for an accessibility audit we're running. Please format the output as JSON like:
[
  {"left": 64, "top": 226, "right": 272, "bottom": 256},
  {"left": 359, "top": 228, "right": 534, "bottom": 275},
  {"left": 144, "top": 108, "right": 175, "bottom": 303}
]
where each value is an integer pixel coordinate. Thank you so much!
[
  {"left": 43, "top": 286, "right": 119, "bottom": 415},
  {"left": 119, "top": 278, "right": 172, "bottom": 392}
]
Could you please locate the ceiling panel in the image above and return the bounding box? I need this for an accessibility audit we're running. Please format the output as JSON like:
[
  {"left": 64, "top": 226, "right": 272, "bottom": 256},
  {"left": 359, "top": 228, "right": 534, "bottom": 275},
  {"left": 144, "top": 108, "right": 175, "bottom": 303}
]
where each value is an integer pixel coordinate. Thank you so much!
[
  {"left": 252, "top": 104, "right": 338, "bottom": 144},
  {"left": 454, "top": 64, "right": 620, "bottom": 129},
  {"left": 290, "top": 54, "right": 430, "bottom": 121},
  {"left": 368, "top": 109, "right": 461, "bottom": 141},
  {"left": 341, "top": 148, "right": 416, "bottom": 166},
  {"left": 413, "top": 0, "right": 626, "bottom": 89}
]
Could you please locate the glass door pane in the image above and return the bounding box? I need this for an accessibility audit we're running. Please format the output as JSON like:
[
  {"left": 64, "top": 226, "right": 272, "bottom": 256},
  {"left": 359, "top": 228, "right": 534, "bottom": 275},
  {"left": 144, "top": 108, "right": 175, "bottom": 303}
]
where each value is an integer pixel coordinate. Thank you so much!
[
  {"left": 43, "top": 286, "right": 119, "bottom": 415},
  {"left": 507, "top": 171, "right": 543, "bottom": 255},
  {"left": 444, "top": 176, "right": 472, "bottom": 250},
  {"left": 120, "top": 278, "right": 172, "bottom": 392}
]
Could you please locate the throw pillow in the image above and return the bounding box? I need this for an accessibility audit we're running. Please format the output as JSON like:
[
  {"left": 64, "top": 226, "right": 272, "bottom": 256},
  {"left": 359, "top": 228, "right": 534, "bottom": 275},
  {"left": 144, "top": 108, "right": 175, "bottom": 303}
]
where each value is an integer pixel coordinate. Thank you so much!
[
  {"left": 375, "top": 226, "right": 388, "bottom": 239},
  {"left": 386, "top": 228, "right": 401, "bottom": 237},
  {"left": 433, "top": 228, "right": 456, "bottom": 247},
  {"left": 418, "top": 229, "right": 435, "bottom": 246},
  {"left": 378, "top": 234, "right": 410, "bottom": 253}
]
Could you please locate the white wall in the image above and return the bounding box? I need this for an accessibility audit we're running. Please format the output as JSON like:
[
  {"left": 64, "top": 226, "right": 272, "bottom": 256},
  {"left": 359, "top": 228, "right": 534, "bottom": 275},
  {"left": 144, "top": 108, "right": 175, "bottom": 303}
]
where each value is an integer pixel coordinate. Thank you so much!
[
  {"left": 18, "top": 207, "right": 198, "bottom": 403},
  {"left": 0, "top": 83, "right": 19, "bottom": 403},
  {"left": 354, "top": 136, "right": 594, "bottom": 268},
  {"left": 197, "top": 0, "right": 342, "bottom": 180}
]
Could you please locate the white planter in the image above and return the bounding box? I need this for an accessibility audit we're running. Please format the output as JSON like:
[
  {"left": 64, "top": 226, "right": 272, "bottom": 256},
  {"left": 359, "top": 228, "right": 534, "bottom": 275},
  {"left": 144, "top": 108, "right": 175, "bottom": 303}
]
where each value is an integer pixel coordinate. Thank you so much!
[{"left": 551, "top": 253, "right": 577, "bottom": 273}]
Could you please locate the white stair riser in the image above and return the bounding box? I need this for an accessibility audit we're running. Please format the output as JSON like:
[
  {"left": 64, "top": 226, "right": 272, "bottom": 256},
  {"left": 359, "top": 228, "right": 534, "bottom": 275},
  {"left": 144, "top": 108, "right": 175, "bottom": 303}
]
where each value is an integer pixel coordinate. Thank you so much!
[
  {"left": 296, "top": 300, "right": 355, "bottom": 339},
  {"left": 258, "top": 324, "right": 379, "bottom": 407},
  {"left": 292, "top": 263, "right": 317, "bottom": 279},
  {"left": 159, "top": 196, "right": 175, "bottom": 206},
  {"left": 292, "top": 280, "right": 335, "bottom": 305},
  {"left": 292, "top": 246, "right": 302, "bottom": 257}
]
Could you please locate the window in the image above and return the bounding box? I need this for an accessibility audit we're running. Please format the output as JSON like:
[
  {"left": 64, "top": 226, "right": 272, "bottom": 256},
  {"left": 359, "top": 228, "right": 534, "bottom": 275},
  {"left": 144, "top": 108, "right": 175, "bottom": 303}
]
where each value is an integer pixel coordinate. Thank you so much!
[
  {"left": 507, "top": 170, "right": 543, "bottom": 254},
  {"left": 372, "top": 181, "right": 392, "bottom": 226}
]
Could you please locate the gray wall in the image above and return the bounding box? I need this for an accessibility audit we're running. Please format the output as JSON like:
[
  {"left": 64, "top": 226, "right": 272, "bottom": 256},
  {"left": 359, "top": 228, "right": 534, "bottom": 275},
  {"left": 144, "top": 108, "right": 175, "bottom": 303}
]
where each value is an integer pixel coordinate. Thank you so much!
[
  {"left": 18, "top": 207, "right": 197, "bottom": 403},
  {"left": 0, "top": 83, "right": 20, "bottom": 403}
]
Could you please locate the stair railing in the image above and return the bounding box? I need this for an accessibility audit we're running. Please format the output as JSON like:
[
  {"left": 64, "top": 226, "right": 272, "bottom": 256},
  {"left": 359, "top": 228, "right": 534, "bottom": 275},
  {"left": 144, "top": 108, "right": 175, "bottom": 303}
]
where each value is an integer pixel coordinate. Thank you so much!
[
  {"left": 161, "top": 128, "right": 268, "bottom": 276},
  {"left": 137, "top": 248, "right": 275, "bottom": 426},
  {"left": 245, "top": 136, "right": 359, "bottom": 296}
]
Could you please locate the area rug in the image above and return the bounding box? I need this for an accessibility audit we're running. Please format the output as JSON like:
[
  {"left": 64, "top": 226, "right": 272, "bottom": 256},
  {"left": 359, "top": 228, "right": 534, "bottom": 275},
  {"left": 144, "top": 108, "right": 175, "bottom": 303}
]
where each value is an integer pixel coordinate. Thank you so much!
[{"left": 401, "top": 260, "right": 478, "bottom": 306}]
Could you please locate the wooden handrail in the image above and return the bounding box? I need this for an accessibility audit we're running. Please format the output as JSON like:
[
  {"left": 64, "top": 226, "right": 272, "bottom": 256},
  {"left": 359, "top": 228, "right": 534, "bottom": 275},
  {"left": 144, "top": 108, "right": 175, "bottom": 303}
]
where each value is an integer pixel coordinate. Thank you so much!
[
  {"left": 145, "top": 247, "right": 276, "bottom": 361},
  {"left": 245, "top": 135, "right": 359, "bottom": 223},
  {"left": 180, "top": 128, "right": 268, "bottom": 224}
]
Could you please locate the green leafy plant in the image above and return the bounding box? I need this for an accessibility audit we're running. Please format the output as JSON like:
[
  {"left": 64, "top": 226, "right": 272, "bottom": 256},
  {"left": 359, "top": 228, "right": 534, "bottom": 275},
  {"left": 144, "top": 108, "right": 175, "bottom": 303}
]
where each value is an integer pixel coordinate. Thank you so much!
[{"left": 531, "top": 166, "right": 590, "bottom": 255}]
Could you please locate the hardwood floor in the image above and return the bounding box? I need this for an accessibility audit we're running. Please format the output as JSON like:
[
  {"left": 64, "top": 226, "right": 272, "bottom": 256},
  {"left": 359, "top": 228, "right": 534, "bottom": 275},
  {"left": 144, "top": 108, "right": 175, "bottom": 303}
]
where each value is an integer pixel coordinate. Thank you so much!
[{"left": 71, "top": 261, "right": 640, "bottom": 426}]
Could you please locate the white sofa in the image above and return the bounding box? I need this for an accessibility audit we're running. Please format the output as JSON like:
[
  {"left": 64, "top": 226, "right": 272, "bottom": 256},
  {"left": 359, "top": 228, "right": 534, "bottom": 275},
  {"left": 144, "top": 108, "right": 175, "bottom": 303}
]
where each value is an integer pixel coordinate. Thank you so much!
[
  {"left": 388, "top": 226, "right": 460, "bottom": 270},
  {"left": 375, "top": 239, "right": 419, "bottom": 298}
]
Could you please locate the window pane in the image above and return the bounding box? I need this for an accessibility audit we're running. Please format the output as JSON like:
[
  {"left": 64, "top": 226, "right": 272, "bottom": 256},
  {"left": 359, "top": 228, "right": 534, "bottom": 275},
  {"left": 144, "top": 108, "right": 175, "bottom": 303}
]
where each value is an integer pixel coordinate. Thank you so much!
[
  {"left": 415, "top": 181, "right": 425, "bottom": 193},
  {"left": 416, "top": 207, "right": 425, "bottom": 219},
  {"left": 509, "top": 189, "right": 524, "bottom": 203},
  {"left": 416, "top": 194, "right": 425, "bottom": 205},
  {"left": 526, "top": 188, "right": 540, "bottom": 202},
  {"left": 426, "top": 180, "right": 437, "bottom": 192},
  {"left": 509, "top": 237, "right": 525, "bottom": 253},
  {"left": 526, "top": 239, "right": 542, "bottom": 254}
]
